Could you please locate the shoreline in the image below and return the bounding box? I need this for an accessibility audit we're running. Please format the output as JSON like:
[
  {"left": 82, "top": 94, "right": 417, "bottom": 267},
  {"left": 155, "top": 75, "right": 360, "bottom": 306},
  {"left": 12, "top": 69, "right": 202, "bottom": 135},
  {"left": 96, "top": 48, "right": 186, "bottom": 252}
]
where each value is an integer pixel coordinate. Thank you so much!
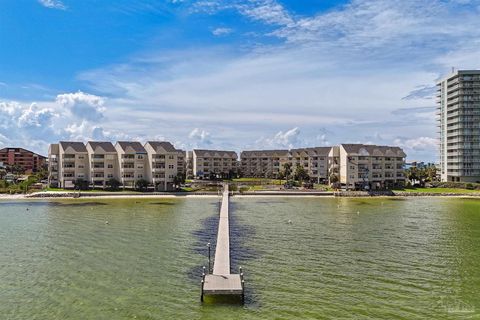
[{"left": 1, "top": 191, "right": 480, "bottom": 200}]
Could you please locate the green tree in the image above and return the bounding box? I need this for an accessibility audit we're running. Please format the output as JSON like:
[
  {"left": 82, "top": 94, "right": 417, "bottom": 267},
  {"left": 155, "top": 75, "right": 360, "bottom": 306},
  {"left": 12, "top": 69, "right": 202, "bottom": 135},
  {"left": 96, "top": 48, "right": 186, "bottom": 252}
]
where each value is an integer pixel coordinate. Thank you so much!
[
  {"left": 329, "top": 173, "right": 339, "bottom": 184},
  {"left": 173, "top": 173, "right": 185, "bottom": 190},
  {"left": 406, "top": 167, "right": 419, "bottom": 182},
  {"left": 73, "top": 178, "right": 89, "bottom": 190},
  {"left": 282, "top": 163, "right": 292, "bottom": 182},
  {"left": 106, "top": 178, "right": 121, "bottom": 191},
  {"left": 135, "top": 179, "right": 149, "bottom": 192},
  {"left": 294, "top": 164, "right": 310, "bottom": 183}
]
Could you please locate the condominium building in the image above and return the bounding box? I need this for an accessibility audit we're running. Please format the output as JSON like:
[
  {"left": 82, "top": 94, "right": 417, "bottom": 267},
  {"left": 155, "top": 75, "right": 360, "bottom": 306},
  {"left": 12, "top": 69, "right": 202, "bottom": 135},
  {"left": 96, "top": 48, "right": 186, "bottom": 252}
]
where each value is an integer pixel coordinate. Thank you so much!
[
  {"left": 186, "top": 151, "right": 194, "bottom": 179},
  {"left": 54, "top": 141, "right": 89, "bottom": 188},
  {"left": 49, "top": 140, "right": 184, "bottom": 190},
  {"left": 192, "top": 149, "right": 238, "bottom": 179},
  {"left": 86, "top": 142, "right": 118, "bottom": 188},
  {"left": 338, "top": 144, "right": 406, "bottom": 189},
  {"left": 240, "top": 150, "right": 289, "bottom": 178},
  {"left": 48, "top": 144, "right": 59, "bottom": 186},
  {"left": 289, "top": 147, "right": 331, "bottom": 183},
  {"left": 144, "top": 141, "right": 185, "bottom": 191},
  {"left": 437, "top": 70, "right": 480, "bottom": 182},
  {"left": 0, "top": 147, "right": 46, "bottom": 173},
  {"left": 115, "top": 141, "right": 147, "bottom": 188}
]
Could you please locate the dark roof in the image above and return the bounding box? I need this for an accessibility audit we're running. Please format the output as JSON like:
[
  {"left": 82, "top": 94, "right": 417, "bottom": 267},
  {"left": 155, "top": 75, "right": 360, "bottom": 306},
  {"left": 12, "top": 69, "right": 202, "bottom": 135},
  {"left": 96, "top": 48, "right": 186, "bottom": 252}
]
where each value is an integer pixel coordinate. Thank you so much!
[
  {"left": 59, "top": 141, "right": 87, "bottom": 153},
  {"left": 86, "top": 141, "right": 116, "bottom": 153},
  {"left": 146, "top": 141, "right": 178, "bottom": 153},
  {"left": 290, "top": 147, "right": 332, "bottom": 156},
  {"left": 116, "top": 141, "right": 147, "bottom": 153},
  {"left": 194, "top": 149, "right": 237, "bottom": 157},
  {"left": 241, "top": 150, "right": 289, "bottom": 157},
  {"left": 341, "top": 144, "right": 406, "bottom": 157}
]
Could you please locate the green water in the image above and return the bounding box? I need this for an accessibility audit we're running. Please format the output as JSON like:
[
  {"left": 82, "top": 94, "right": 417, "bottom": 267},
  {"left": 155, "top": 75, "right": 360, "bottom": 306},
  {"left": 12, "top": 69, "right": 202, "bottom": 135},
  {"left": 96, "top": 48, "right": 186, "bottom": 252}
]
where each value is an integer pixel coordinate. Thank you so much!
[{"left": 1, "top": 197, "right": 480, "bottom": 319}]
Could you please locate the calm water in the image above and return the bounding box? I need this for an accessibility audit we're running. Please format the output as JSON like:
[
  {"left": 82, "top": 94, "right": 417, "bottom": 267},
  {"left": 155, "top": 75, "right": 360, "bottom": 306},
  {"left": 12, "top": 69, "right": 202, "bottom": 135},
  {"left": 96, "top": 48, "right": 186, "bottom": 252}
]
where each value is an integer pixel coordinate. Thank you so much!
[{"left": 1, "top": 197, "right": 480, "bottom": 319}]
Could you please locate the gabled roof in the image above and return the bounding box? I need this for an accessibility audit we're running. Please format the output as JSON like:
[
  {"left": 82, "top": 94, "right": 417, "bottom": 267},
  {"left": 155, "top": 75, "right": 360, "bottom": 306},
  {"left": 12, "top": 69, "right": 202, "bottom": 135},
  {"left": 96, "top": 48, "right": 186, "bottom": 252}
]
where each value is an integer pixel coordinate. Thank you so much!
[
  {"left": 86, "top": 141, "right": 116, "bottom": 153},
  {"left": 241, "top": 150, "right": 289, "bottom": 157},
  {"left": 194, "top": 149, "right": 237, "bottom": 158},
  {"left": 59, "top": 141, "right": 87, "bottom": 153},
  {"left": 146, "top": 141, "right": 178, "bottom": 153},
  {"left": 290, "top": 147, "right": 332, "bottom": 156},
  {"left": 116, "top": 141, "right": 146, "bottom": 153},
  {"left": 341, "top": 144, "right": 406, "bottom": 157}
]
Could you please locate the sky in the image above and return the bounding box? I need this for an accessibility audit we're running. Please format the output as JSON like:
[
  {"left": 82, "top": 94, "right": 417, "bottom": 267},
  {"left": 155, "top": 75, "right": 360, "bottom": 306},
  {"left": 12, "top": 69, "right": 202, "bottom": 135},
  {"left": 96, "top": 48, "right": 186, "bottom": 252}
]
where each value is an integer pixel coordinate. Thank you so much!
[{"left": 1, "top": 0, "right": 480, "bottom": 162}]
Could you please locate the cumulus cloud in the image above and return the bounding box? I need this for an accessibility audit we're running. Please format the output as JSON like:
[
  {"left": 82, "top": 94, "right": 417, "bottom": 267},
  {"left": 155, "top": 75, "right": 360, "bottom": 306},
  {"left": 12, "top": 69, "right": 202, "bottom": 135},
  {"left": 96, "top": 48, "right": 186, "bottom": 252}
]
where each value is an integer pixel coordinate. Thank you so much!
[
  {"left": 38, "top": 0, "right": 66, "bottom": 10},
  {"left": 56, "top": 91, "right": 106, "bottom": 121}
]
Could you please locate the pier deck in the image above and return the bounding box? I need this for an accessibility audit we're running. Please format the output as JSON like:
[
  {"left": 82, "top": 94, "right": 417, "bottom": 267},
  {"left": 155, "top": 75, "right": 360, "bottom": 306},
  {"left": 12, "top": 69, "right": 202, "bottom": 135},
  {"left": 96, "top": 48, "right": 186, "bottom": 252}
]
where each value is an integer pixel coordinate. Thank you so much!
[{"left": 201, "top": 185, "right": 244, "bottom": 301}]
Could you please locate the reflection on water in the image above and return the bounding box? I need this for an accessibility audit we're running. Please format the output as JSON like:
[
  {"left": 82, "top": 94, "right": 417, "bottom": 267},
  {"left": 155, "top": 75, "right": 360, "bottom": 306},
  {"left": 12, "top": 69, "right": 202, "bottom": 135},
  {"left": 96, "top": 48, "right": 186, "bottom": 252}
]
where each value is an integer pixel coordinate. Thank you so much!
[{"left": 0, "top": 197, "right": 479, "bottom": 319}]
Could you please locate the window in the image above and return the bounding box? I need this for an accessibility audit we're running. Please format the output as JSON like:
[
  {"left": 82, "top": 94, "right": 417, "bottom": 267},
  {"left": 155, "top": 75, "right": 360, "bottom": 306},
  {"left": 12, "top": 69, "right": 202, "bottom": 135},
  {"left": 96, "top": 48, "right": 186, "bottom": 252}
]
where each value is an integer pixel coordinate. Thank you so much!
[
  {"left": 169, "top": 164, "right": 174, "bottom": 169},
  {"left": 137, "top": 155, "right": 144, "bottom": 159},
  {"left": 138, "top": 174, "right": 143, "bottom": 178},
  {"left": 107, "top": 164, "right": 113, "bottom": 169},
  {"left": 107, "top": 174, "right": 113, "bottom": 178},
  {"left": 169, "top": 155, "right": 174, "bottom": 160}
]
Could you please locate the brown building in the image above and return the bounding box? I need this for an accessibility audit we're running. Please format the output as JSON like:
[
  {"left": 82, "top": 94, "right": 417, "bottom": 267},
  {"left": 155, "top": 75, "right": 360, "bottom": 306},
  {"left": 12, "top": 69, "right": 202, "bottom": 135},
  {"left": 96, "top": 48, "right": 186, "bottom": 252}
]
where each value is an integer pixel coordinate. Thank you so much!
[{"left": 0, "top": 147, "right": 46, "bottom": 173}]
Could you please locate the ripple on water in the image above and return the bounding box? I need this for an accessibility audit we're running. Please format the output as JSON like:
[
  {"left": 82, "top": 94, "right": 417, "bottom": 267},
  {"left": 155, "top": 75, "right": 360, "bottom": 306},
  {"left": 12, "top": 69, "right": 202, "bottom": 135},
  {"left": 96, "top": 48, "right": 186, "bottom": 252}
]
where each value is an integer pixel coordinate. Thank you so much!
[{"left": 1, "top": 197, "right": 479, "bottom": 319}]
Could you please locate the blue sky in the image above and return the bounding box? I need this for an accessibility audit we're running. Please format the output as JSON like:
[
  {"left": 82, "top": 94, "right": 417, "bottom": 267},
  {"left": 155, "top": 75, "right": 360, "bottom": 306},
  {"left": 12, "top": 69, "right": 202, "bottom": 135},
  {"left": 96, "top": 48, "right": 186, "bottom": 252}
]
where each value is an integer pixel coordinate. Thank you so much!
[{"left": 1, "top": 0, "right": 480, "bottom": 161}]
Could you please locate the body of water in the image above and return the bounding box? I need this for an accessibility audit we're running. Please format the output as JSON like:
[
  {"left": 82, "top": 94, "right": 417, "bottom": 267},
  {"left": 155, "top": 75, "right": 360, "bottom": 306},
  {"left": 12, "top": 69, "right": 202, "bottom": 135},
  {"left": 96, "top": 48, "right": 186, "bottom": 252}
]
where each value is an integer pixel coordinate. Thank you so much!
[{"left": 1, "top": 197, "right": 479, "bottom": 319}]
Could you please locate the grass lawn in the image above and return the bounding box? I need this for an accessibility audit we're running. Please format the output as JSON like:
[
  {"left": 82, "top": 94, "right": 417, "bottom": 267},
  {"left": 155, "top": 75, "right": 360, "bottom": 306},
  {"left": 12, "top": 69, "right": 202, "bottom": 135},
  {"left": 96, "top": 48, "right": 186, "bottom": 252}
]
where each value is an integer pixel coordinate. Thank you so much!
[
  {"left": 43, "top": 188, "right": 142, "bottom": 193},
  {"left": 395, "top": 187, "right": 480, "bottom": 194},
  {"left": 232, "top": 178, "right": 285, "bottom": 185}
]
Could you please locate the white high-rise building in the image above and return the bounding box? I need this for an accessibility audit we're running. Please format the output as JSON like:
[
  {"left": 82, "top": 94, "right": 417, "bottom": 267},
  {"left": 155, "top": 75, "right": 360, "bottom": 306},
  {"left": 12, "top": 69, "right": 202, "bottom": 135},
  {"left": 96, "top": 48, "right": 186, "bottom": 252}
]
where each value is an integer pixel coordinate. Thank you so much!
[{"left": 437, "top": 70, "right": 480, "bottom": 183}]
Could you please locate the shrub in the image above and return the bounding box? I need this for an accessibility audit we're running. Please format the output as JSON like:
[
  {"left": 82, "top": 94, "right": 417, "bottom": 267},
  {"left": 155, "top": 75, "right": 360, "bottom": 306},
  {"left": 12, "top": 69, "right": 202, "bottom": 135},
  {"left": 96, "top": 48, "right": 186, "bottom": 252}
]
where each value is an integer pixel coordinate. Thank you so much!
[
  {"left": 73, "top": 178, "right": 89, "bottom": 190},
  {"left": 135, "top": 179, "right": 149, "bottom": 192},
  {"left": 106, "top": 178, "right": 121, "bottom": 191}
]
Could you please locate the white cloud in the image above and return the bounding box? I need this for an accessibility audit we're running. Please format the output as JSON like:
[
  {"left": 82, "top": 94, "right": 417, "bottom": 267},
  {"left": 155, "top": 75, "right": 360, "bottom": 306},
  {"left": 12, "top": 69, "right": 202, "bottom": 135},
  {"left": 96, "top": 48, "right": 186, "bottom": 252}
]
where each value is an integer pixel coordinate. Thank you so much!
[
  {"left": 38, "top": 0, "right": 66, "bottom": 10},
  {"left": 188, "top": 128, "right": 213, "bottom": 147},
  {"left": 255, "top": 127, "right": 301, "bottom": 149},
  {"left": 394, "top": 136, "right": 438, "bottom": 153},
  {"left": 212, "top": 27, "right": 233, "bottom": 36},
  {"left": 56, "top": 91, "right": 106, "bottom": 121},
  {"left": 236, "top": 0, "right": 293, "bottom": 26}
]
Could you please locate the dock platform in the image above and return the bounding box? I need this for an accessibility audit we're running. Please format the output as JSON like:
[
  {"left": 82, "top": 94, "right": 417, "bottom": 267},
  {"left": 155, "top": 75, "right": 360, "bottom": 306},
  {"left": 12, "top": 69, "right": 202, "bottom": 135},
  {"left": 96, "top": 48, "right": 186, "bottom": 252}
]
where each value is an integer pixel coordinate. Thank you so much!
[{"left": 201, "top": 185, "right": 245, "bottom": 302}]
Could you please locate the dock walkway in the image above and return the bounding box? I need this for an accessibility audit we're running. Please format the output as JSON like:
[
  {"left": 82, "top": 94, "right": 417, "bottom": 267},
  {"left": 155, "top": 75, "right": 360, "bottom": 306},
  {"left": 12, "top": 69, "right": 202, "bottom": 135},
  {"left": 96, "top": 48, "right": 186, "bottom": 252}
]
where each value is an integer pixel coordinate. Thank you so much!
[{"left": 201, "top": 185, "right": 245, "bottom": 301}]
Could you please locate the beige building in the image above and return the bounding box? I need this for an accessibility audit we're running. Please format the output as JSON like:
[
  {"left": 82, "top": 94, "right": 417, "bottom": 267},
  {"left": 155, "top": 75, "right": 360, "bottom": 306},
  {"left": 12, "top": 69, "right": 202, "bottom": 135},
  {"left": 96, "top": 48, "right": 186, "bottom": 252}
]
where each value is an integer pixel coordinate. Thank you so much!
[
  {"left": 186, "top": 151, "right": 194, "bottom": 179},
  {"left": 145, "top": 141, "right": 184, "bottom": 191},
  {"left": 48, "top": 143, "right": 59, "bottom": 187},
  {"left": 86, "top": 142, "right": 118, "bottom": 188},
  {"left": 289, "top": 147, "right": 331, "bottom": 183},
  {"left": 48, "top": 140, "right": 184, "bottom": 190},
  {"left": 192, "top": 149, "right": 238, "bottom": 179},
  {"left": 437, "top": 70, "right": 480, "bottom": 182},
  {"left": 240, "top": 150, "right": 289, "bottom": 178},
  {"left": 51, "top": 141, "right": 89, "bottom": 188},
  {"left": 115, "top": 141, "right": 147, "bottom": 188},
  {"left": 338, "top": 144, "right": 406, "bottom": 189}
]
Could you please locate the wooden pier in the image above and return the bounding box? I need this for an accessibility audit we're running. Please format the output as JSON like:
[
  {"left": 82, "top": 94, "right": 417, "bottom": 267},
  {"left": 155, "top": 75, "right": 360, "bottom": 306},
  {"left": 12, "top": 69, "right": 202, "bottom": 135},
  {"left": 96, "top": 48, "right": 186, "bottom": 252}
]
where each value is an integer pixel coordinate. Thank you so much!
[{"left": 201, "top": 184, "right": 245, "bottom": 302}]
